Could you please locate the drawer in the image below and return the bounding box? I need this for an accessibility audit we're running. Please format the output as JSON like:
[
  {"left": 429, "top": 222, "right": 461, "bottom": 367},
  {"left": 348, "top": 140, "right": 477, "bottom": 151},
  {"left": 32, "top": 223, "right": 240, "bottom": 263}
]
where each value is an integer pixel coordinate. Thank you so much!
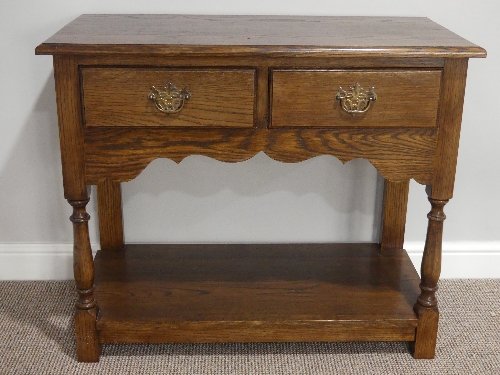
[
  {"left": 271, "top": 70, "right": 442, "bottom": 128},
  {"left": 81, "top": 68, "right": 256, "bottom": 128}
]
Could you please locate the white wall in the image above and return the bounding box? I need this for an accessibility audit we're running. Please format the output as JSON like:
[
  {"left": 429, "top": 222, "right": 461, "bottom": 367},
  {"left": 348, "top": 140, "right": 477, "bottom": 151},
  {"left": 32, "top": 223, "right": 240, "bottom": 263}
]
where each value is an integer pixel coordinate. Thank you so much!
[{"left": 0, "top": 1, "right": 499, "bottom": 279}]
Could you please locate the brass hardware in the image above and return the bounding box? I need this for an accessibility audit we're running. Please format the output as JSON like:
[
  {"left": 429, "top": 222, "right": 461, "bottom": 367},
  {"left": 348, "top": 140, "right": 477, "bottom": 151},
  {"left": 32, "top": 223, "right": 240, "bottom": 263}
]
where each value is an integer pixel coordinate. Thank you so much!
[
  {"left": 148, "top": 82, "right": 191, "bottom": 113},
  {"left": 335, "top": 82, "right": 377, "bottom": 115}
]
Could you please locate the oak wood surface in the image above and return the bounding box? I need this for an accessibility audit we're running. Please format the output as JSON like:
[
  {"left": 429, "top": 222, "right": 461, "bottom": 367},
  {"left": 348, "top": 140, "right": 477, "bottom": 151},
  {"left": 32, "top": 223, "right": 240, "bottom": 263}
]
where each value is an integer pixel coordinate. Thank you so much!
[
  {"left": 84, "top": 127, "right": 437, "bottom": 184},
  {"left": 53, "top": 56, "right": 87, "bottom": 200},
  {"left": 70, "top": 198, "right": 101, "bottom": 362},
  {"left": 430, "top": 59, "right": 469, "bottom": 200},
  {"left": 53, "top": 55, "right": 100, "bottom": 362},
  {"left": 256, "top": 66, "right": 270, "bottom": 129},
  {"left": 413, "top": 197, "right": 448, "bottom": 358},
  {"left": 35, "top": 15, "right": 486, "bottom": 58},
  {"left": 97, "top": 180, "right": 124, "bottom": 250},
  {"left": 381, "top": 180, "right": 410, "bottom": 250},
  {"left": 82, "top": 68, "right": 256, "bottom": 128},
  {"left": 94, "top": 243, "right": 420, "bottom": 343},
  {"left": 410, "top": 59, "right": 470, "bottom": 358},
  {"left": 98, "top": 321, "right": 417, "bottom": 344},
  {"left": 271, "top": 70, "right": 441, "bottom": 128},
  {"left": 413, "top": 306, "right": 440, "bottom": 358},
  {"left": 77, "top": 56, "right": 447, "bottom": 69}
]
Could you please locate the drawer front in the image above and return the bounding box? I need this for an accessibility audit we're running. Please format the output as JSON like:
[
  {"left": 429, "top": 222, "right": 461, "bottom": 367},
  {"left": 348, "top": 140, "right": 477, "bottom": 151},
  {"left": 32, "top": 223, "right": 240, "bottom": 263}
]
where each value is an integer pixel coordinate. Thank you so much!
[
  {"left": 82, "top": 68, "right": 256, "bottom": 128},
  {"left": 271, "top": 70, "right": 441, "bottom": 128}
]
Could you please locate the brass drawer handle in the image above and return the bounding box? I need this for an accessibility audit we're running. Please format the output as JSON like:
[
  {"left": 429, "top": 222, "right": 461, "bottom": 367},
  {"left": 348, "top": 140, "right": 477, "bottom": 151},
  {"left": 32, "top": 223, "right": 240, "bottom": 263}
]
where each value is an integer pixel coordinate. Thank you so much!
[
  {"left": 335, "top": 82, "right": 377, "bottom": 115},
  {"left": 148, "top": 82, "right": 191, "bottom": 113}
]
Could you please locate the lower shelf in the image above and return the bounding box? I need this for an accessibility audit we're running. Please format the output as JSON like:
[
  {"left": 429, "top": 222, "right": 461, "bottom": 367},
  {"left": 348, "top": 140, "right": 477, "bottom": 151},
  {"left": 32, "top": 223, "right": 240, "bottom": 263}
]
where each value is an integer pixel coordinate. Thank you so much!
[{"left": 94, "top": 243, "right": 420, "bottom": 344}]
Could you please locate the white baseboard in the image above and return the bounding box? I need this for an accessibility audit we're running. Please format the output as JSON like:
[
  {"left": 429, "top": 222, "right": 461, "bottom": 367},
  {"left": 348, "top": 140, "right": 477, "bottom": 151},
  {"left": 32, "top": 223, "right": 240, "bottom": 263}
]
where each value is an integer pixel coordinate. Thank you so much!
[
  {"left": 405, "top": 241, "right": 500, "bottom": 279},
  {"left": 0, "top": 242, "right": 499, "bottom": 280},
  {"left": 0, "top": 244, "right": 99, "bottom": 280}
]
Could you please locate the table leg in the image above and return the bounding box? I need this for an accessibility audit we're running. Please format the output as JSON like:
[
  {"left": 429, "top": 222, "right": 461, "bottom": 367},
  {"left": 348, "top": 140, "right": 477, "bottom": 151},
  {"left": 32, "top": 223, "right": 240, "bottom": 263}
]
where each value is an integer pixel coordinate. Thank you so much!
[
  {"left": 412, "top": 192, "right": 448, "bottom": 359},
  {"left": 411, "top": 58, "right": 468, "bottom": 358},
  {"left": 53, "top": 55, "right": 101, "bottom": 362},
  {"left": 69, "top": 197, "right": 101, "bottom": 362},
  {"left": 380, "top": 179, "right": 410, "bottom": 251},
  {"left": 97, "top": 180, "right": 124, "bottom": 250}
]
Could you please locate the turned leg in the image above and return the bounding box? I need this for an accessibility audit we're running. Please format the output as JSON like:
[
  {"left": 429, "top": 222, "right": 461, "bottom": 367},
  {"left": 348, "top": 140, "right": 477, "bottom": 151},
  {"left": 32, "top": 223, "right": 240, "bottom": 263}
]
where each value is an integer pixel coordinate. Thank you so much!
[
  {"left": 97, "top": 180, "right": 124, "bottom": 250},
  {"left": 380, "top": 179, "right": 410, "bottom": 251},
  {"left": 70, "top": 197, "right": 101, "bottom": 362},
  {"left": 410, "top": 59, "right": 469, "bottom": 359},
  {"left": 52, "top": 56, "right": 101, "bottom": 361},
  {"left": 412, "top": 194, "right": 448, "bottom": 359}
]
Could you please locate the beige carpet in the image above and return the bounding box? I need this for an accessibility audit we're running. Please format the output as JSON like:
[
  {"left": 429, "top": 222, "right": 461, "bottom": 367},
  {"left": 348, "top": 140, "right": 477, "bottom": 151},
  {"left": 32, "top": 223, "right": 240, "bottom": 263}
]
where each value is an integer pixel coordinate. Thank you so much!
[{"left": 0, "top": 280, "right": 499, "bottom": 374}]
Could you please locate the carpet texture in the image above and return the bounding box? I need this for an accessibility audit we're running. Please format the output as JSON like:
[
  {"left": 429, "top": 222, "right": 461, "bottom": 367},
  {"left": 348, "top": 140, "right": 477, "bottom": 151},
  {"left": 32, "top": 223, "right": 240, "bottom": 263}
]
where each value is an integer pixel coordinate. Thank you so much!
[{"left": 0, "top": 280, "right": 499, "bottom": 374}]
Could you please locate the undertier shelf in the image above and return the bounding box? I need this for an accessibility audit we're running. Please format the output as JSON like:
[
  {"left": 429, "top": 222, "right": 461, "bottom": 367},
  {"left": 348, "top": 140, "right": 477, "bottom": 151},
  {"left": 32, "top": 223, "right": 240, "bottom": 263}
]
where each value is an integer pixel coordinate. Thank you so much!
[{"left": 94, "top": 243, "right": 420, "bottom": 343}]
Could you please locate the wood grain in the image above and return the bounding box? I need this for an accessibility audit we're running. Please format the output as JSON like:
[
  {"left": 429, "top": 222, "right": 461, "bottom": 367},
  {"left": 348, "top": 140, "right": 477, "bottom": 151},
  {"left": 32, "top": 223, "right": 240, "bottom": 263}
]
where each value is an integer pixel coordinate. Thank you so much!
[
  {"left": 69, "top": 198, "right": 100, "bottom": 362},
  {"left": 430, "top": 59, "right": 469, "bottom": 200},
  {"left": 74, "top": 304, "right": 100, "bottom": 362},
  {"left": 411, "top": 59, "right": 469, "bottom": 358},
  {"left": 97, "top": 180, "right": 124, "bottom": 250},
  {"left": 84, "top": 127, "right": 437, "bottom": 184},
  {"left": 256, "top": 66, "right": 270, "bottom": 129},
  {"left": 271, "top": 70, "right": 441, "bottom": 128},
  {"left": 53, "top": 55, "right": 100, "bottom": 362},
  {"left": 381, "top": 180, "right": 410, "bottom": 250},
  {"left": 35, "top": 15, "right": 486, "bottom": 58},
  {"left": 77, "top": 55, "right": 446, "bottom": 69},
  {"left": 82, "top": 68, "right": 255, "bottom": 128},
  {"left": 413, "top": 306, "right": 439, "bottom": 358},
  {"left": 413, "top": 196, "right": 448, "bottom": 359},
  {"left": 94, "top": 244, "right": 420, "bottom": 343},
  {"left": 99, "top": 320, "right": 417, "bottom": 344},
  {"left": 53, "top": 56, "right": 87, "bottom": 200}
]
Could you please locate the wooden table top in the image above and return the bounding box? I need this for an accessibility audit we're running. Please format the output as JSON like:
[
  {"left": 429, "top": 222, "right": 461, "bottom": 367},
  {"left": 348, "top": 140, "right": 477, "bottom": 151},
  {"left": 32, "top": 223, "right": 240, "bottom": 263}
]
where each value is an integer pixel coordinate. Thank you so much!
[{"left": 35, "top": 14, "right": 486, "bottom": 58}]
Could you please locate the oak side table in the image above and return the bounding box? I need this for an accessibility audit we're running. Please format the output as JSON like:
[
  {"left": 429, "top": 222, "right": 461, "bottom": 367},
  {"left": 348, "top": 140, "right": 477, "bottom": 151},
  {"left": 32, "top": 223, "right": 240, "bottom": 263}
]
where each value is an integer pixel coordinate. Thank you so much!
[{"left": 36, "top": 15, "right": 486, "bottom": 362}]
